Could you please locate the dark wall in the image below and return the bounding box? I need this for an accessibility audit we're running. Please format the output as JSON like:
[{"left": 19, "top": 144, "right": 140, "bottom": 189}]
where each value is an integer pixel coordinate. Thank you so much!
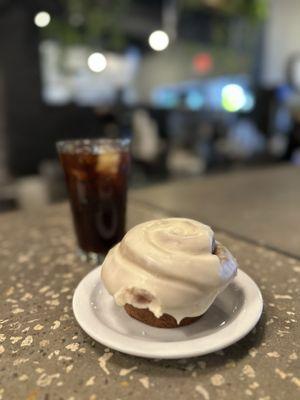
[
  {"left": 0, "top": 4, "right": 40, "bottom": 175},
  {"left": 0, "top": 3, "right": 100, "bottom": 176}
]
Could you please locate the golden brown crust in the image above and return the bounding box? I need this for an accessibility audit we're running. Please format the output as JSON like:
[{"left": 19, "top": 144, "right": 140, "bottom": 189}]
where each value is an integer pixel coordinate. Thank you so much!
[{"left": 124, "top": 304, "right": 200, "bottom": 328}]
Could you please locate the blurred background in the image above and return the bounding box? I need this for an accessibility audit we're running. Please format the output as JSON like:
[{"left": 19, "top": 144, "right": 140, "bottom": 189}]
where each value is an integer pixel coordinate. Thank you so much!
[{"left": 1, "top": 0, "right": 300, "bottom": 212}]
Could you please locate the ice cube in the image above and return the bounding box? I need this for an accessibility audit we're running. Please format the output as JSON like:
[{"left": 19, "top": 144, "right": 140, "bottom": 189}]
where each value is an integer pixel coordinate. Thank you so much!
[{"left": 96, "top": 151, "right": 120, "bottom": 175}]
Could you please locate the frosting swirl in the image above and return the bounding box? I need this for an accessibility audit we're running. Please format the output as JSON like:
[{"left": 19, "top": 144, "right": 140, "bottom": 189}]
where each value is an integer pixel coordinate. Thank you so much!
[{"left": 101, "top": 218, "right": 237, "bottom": 323}]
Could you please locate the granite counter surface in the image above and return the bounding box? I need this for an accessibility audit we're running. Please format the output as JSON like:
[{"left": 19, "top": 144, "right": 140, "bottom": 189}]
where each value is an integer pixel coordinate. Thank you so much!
[{"left": 0, "top": 202, "right": 299, "bottom": 400}]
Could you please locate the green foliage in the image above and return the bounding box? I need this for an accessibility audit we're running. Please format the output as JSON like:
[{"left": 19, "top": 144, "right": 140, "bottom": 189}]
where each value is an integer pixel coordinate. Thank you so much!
[{"left": 42, "top": 0, "right": 130, "bottom": 49}]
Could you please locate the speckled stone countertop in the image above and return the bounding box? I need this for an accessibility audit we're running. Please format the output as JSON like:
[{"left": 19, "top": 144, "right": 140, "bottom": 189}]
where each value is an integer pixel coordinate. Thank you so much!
[{"left": 0, "top": 201, "right": 299, "bottom": 400}]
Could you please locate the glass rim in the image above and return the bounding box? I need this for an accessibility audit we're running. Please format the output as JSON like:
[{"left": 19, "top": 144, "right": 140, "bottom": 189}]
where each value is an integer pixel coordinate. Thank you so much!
[{"left": 56, "top": 137, "right": 131, "bottom": 153}]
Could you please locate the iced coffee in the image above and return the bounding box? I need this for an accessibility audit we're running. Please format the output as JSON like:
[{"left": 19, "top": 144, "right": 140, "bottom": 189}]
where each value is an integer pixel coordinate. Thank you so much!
[{"left": 57, "top": 138, "right": 130, "bottom": 260}]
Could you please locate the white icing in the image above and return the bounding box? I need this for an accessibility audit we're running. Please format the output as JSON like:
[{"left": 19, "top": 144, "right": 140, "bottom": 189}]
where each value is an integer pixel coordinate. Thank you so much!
[{"left": 101, "top": 218, "right": 237, "bottom": 323}]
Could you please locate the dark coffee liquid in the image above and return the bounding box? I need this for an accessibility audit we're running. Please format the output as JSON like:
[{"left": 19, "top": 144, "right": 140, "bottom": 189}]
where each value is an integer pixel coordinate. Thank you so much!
[{"left": 60, "top": 149, "right": 130, "bottom": 254}]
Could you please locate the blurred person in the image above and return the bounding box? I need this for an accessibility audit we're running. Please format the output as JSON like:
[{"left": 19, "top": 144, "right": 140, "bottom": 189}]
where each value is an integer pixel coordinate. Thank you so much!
[
  {"left": 131, "top": 107, "right": 167, "bottom": 182},
  {"left": 132, "top": 108, "right": 161, "bottom": 163},
  {"left": 94, "top": 105, "right": 120, "bottom": 138}
]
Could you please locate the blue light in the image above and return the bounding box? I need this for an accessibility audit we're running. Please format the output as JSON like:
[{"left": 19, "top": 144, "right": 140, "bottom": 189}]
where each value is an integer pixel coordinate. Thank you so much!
[
  {"left": 152, "top": 90, "right": 179, "bottom": 108},
  {"left": 185, "top": 91, "right": 204, "bottom": 110}
]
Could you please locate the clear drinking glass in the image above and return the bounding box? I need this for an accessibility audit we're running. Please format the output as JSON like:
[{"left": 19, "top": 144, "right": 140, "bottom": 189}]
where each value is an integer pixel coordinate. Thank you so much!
[{"left": 57, "top": 138, "right": 130, "bottom": 262}]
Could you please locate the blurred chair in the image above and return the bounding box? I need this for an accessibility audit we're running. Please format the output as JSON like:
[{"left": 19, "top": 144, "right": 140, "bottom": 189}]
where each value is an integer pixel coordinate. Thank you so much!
[{"left": 15, "top": 176, "right": 48, "bottom": 211}]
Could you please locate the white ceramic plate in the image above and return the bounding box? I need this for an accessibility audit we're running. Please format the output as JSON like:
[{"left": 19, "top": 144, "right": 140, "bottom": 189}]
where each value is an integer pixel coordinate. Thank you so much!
[{"left": 73, "top": 267, "right": 263, "bottom": 359}]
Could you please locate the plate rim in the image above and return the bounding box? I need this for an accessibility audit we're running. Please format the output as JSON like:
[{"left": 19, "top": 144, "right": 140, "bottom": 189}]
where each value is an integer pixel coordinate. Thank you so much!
[{"left": 72, "top": 267, "right": 263, "bottom": 359}]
